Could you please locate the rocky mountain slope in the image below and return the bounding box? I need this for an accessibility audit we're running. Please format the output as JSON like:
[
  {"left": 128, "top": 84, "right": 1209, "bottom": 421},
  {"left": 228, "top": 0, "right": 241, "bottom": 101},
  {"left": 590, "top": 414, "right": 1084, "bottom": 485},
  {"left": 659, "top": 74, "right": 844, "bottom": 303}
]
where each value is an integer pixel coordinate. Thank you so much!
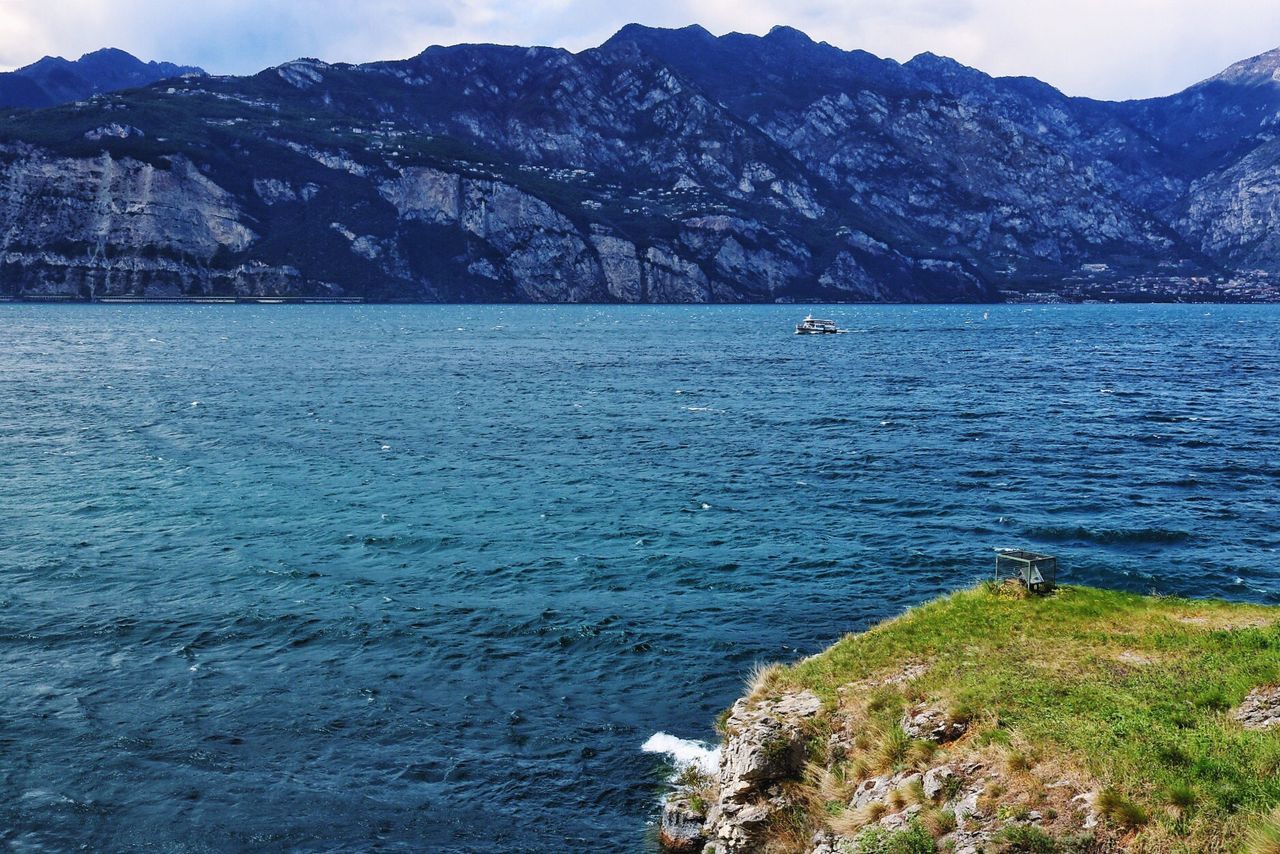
[
  {"left": 0, "top": 48, "right": 203, "bottom": 109},
  {"left": 1, "top": 27, "right": 1280, "bottom": 302}
]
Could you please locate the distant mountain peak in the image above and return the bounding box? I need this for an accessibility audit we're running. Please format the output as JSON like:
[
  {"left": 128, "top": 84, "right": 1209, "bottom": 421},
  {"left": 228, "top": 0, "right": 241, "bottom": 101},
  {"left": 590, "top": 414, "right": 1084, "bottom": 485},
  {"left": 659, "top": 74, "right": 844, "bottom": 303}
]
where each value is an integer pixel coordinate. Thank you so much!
[
  {"left": 602, "top": 23, "right": 716, "bottom": 49},
  {"left": 764, "top": 25, "right": 813, "bottom": 43},
  {"left": 0, "top": 47, "right": 203, "bottom": 109},
  {"left": 79, "top": 47, "right": 135, "bottom": 61},
  {"left": 907, "top": 50, "right": 957, "bottom": 66}
]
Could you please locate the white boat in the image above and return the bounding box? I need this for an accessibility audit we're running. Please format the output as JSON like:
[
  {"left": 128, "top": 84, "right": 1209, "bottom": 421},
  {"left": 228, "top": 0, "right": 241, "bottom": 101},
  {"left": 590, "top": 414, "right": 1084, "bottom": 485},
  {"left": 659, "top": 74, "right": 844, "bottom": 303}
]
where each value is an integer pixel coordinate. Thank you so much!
[{"left": 795, "top": 314, "right": 844, "bottom": 334}]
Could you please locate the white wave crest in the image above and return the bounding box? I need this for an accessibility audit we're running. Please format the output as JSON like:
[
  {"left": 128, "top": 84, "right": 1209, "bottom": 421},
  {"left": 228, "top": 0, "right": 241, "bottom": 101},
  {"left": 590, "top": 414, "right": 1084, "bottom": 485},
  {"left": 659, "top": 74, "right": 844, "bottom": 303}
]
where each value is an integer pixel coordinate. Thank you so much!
[{"left": 641, "top": 732, "right": 720, "bottom": 777}]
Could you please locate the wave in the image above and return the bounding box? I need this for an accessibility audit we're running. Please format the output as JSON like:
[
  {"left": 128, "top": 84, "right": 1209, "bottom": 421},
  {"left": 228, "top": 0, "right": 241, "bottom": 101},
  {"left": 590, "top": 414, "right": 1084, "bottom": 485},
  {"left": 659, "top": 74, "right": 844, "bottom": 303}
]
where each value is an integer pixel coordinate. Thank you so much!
[
  {"left": 1023, "top": 525, "right": 1192, "bottom": 546},
  {"left": 641, "top": 732, "right": 720, "bottom": 778}
]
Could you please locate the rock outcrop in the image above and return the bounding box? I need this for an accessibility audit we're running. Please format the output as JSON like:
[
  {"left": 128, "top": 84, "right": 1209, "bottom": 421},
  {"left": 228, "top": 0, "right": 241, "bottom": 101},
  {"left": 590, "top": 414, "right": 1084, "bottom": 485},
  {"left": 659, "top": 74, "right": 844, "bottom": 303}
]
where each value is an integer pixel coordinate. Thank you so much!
[
  {"left": 901, "top": 703, "right": 968, "bottom": 743},
  {"left": 1233, "top": 685, "right": 1280, "bottom": 730},
  {"left": 660, "top": 691, "right": 821, "bottom": 853},
  {"left": 660, "top": 794, "right": 708, "bottom": 853},
  {"left": 664, "top": 585, "right": 1280, "bottom": 852}
]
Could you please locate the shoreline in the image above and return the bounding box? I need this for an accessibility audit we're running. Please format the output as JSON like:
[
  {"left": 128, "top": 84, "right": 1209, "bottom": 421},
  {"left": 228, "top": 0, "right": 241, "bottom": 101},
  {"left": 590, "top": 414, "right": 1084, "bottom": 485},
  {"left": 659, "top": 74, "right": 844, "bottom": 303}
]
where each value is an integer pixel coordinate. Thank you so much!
[{"left": 3, "top": 297, "right": 1280, "bottom": 306}]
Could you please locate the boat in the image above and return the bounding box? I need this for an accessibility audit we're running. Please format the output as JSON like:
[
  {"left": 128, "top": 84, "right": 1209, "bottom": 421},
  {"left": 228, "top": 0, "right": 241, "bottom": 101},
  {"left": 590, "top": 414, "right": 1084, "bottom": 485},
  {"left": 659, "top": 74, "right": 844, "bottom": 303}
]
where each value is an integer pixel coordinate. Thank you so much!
[{"left": 795, "top": 314, "right": 844, "bottom": 334}]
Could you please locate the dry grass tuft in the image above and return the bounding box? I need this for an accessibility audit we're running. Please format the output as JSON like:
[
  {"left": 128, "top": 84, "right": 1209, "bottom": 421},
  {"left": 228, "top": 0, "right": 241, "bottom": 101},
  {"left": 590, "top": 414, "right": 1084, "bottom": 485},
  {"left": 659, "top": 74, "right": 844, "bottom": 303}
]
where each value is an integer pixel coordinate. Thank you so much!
[
  {"left": 875, "top": 723, "right": 913, "bottom": 771},
  {"left": 848, "top": 755, "right": 873, "bottom": 781},
  {"left": 907, "top": 738, "right": 938, "bottom": 768},
  {"left": 828, "top": 800, "right": 890, "bottom": 838},
  {"left": 985, "top": 577, "right": 1031, "bottom": 599},
  {"left": 977, "top": 780, "right": 1007, "bottom": 814},
  {"left": 1246, "top": 808, "right": 1280, "bottom": 854},
  {"left": 922, "top": 807, "right": 957, "bottom": 837},
  {"left": 1097, "top": 787, "right": 1150, "bottom": 830},
  {"left": 801, "top": 760, "right": 857, "bottom": 814},
  {"left": 1164, "top": 782, "right": 1196, "bottom": 821},
  {"left": 1005, "top": 747, "right": 1035, "bottom": 774},
  {"left": 744, "top": 661, "right": 785, "bottom": 700}
]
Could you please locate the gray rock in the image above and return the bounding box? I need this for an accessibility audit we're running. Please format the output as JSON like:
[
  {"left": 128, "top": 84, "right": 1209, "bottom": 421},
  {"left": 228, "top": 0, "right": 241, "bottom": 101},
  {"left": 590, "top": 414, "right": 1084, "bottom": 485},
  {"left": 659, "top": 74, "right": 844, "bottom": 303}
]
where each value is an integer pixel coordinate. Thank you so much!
[
  {"left": 716, "top": 691, "right": 821, "bottom": 796},
  {"left": 952, "top": 829, "right": 992, "bottom": 854},
  {"left": 1073, "top": 791, "right": 1100, "bottom": 830},
  {"left": 700, "top": 691, "right": 821, "bottom": 854},
  {"left": 1233, "top": 686, "right": 1280, "bottom": 730},
  {"left": 84, "top": 123, "right": 144, "bottom": 141},
  {"left": 954, "top": 788, "right": 983, "bottom": 829},
  {"left": 923, "top": 765, "right": 956, "bottom": 800},
  {"left": 879, "top": 803, "right": 922, "bottom": 830},
  {"left": 659, "top": 794, "right": 706, "bottom": 853},
  {"left": 849, "top": 775, "right": 892, "bottom": 810},
  {"left": 901, "top": 705, "right": 967, "bottom": 743},
  {"left": 709, "top": 801, "right": 775, "bottom": 852}
]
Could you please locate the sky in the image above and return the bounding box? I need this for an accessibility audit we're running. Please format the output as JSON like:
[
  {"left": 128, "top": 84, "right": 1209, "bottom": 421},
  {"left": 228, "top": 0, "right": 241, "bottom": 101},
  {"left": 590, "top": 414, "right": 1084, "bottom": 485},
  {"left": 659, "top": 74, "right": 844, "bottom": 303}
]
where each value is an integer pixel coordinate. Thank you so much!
[{"left": 2, "top": 0, "right": 1280, "bottom": 101}]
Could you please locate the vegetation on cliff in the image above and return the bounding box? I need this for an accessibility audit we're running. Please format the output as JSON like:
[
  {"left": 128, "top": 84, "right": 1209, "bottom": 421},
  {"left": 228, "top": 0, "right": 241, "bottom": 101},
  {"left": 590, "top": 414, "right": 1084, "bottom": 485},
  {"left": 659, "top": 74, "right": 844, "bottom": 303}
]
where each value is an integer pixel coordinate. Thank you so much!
[{"left": 688, "top": 583, "right": 1280, "bottom": 853}]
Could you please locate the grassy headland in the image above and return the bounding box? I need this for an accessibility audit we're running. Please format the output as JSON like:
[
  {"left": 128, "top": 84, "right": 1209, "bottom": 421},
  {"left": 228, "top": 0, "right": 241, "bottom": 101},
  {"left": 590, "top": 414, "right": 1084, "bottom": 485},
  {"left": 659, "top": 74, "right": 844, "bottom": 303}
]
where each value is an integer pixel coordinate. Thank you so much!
[{"left": 742, "top": 583, "right": 1280, "bottom": 852}]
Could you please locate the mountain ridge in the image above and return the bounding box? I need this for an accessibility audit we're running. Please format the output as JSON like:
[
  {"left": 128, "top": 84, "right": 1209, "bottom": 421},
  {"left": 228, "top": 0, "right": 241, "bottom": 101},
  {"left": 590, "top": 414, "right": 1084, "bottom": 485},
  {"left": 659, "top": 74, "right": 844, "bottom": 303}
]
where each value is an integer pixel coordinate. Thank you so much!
[{"left": 0, "top": 26, "right": 1278, "bottom": 303}]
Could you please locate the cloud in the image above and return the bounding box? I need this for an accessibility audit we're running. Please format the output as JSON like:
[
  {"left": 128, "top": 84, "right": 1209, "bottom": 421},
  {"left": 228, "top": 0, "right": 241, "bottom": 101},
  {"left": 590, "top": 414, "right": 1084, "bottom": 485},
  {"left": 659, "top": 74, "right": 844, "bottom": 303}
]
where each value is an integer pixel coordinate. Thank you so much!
[{"left": 0, "top": 0, "right": 1278, "bottom": 99}]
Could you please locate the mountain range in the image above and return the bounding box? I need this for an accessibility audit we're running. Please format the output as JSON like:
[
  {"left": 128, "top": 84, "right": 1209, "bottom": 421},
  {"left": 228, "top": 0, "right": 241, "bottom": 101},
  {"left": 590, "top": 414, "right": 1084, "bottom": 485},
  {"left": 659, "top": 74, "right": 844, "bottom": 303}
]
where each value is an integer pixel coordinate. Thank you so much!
[{"left": 1, "top": 27, "right": 1279, "bottom": 303}]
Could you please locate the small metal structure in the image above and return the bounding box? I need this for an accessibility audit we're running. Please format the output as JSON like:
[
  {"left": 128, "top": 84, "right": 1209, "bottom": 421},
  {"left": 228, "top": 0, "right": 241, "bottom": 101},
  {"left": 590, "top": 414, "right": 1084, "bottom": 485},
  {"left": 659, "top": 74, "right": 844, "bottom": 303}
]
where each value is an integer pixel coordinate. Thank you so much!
[{"left": 994, "top": 548, "right": 1058, "bottom": 594}]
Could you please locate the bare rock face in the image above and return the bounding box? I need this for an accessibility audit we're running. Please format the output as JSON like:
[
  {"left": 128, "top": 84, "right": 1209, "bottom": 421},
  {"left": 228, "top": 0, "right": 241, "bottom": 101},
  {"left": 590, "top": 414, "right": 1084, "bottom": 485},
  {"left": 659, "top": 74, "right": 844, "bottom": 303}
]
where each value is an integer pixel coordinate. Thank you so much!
[
  {"left": 878, "top": 802, "right": 922, "bottom": 831},
  {"left": 695, "top": 691, "right": 821, "bottom": 854},
  {"left": 1233, "top": 685, "right": 1280, "bottom": 730},
  {"left": 84, "top": 123, "right": 144, "bottom": 141},
  {"left": 643, "top": 246, "right": 712, "bottom": 303},
  {"left": 850, "top": 774, "right": 894, "bottom": 810},
  {"left": 0, "top": 147, "right": 312, "bottom": 298},
  {"left": 659, "top": 794, "right": 707, "bottom": 853},
  {"left": 808, "top": 830, "right": 845, "bottom": 854},
  {"left": 378, "top": 167, "right": 463, "bottom": 225},
  {"left": 588, "top": 232, "right": 643, "bottom": 301},
  {"left": 717, "top": 691, "right": 822, "bottom": 796},
  {"left": 0, "top": 150, "right": 254, "bottom": 260}
]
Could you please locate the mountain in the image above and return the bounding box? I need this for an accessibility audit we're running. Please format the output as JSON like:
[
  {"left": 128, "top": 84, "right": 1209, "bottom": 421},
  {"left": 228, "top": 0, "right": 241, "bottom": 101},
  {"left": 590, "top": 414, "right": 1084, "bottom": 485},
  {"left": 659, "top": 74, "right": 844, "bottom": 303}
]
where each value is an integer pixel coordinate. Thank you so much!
[
  {"left": 0, "top": 28, "right": 1278, "bottom": 303},
  {"left": 0, "top": 48, "right": 204, "bottom": 109}
]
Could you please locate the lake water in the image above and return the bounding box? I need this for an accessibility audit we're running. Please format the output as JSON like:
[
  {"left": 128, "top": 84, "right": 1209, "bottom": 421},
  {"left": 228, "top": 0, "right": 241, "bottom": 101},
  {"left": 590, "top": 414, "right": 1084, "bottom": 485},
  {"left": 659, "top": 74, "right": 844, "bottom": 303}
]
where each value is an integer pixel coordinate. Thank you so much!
[{"left": 1, "top": 303, "right": 1277, "bottom": 851}]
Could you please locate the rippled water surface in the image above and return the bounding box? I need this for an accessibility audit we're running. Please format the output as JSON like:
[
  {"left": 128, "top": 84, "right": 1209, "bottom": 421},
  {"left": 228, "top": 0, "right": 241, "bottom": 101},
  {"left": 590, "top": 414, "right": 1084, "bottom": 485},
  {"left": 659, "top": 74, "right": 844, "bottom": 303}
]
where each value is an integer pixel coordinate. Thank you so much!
[{"left": 2, "top": 304, "right": 1278, "bottom": 851}]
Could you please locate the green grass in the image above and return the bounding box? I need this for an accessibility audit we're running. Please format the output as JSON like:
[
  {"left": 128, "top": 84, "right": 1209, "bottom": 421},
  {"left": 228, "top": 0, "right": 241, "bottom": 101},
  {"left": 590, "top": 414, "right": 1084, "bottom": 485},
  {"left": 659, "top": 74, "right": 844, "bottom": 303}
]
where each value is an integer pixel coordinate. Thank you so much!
[
  {"left": 852, "top": 820, "right": 935, "bottom": 854},
  {"left": 774, "top": 583, "right": 1280, "bottom": 851}
]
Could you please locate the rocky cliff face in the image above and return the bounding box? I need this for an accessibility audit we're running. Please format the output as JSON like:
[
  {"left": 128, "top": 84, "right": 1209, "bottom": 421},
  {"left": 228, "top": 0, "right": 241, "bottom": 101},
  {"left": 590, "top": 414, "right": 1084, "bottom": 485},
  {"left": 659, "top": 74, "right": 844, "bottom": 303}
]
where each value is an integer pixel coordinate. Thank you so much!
[
  {"left": 664, "top": 679, "right": 1109, "bottom": 854},
  {"left": 1, "top": 27, "right": 1280, "bottom": 302}
]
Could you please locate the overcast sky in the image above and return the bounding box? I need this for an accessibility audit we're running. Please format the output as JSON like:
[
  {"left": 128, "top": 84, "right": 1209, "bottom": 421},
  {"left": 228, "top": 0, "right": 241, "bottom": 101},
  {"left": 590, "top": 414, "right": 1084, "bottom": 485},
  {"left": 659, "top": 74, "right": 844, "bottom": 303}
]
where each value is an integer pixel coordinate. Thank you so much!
[{"left": 2, "top": 0, "right": 1279, "bottom": 100}]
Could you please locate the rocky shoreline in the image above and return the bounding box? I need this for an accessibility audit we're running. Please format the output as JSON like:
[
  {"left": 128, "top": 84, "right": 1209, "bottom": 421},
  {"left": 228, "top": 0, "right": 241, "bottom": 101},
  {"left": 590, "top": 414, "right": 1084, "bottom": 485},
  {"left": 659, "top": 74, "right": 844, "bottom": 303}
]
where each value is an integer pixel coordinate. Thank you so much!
[
  {"left": 653, "top": 584, "right": 1280, "bottom": 853},
  {"left": 659, "top": 680, "right": 1106, "bottom": 854}
]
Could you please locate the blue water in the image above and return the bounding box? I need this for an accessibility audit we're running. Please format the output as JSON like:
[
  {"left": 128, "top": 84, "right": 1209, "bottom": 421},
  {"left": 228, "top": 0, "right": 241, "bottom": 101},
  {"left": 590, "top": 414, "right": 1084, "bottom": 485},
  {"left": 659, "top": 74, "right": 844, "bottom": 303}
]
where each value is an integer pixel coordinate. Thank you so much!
[{"left": 1, "top": 303, "right": 1278, "bottom": 851}]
